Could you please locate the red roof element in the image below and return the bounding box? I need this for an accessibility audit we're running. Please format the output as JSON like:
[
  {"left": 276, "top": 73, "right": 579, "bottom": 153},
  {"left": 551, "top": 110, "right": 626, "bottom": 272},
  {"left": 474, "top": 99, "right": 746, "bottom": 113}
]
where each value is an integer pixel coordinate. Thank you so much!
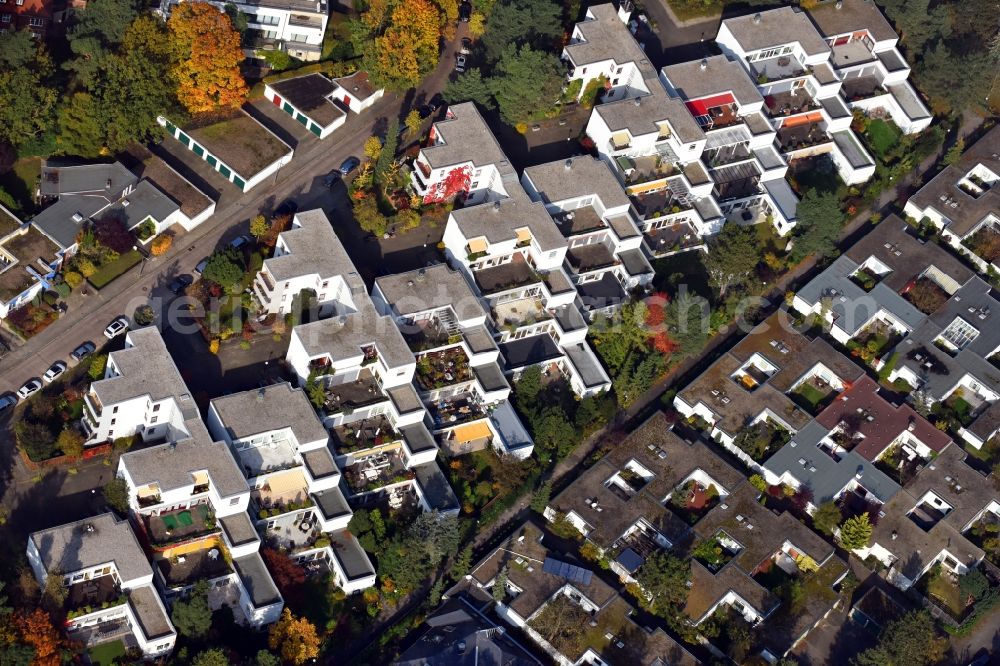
[
  {"left": 684, "top": 93, "right": 736, "bottom": 118},
  {"left": 816, "top": 376, "right": 951, "bottom": 461}
]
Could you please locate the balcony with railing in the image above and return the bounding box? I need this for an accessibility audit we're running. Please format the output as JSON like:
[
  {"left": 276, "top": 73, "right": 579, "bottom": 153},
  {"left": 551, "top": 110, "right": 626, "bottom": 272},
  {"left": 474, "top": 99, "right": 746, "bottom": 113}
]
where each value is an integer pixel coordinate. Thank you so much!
[
  {"left": 842, "top": 76, "right": 888, "bottom": 103},
  {"left": 777, "top": 122, "right": 832, "bottom": 154},
  {"left": 695, "top": 103, "right": 744, "bottom": 130},
  {"left": 764, "top": 90, "right": 821, "bottom": 119},
  {"left": 320, "top": 368, "right": 387, "bottom": 416},
  {"left": 428, "top": 394, "right": 487, "bottom": 429},
  {"left": 473, "top": 254, "right": 541, "bottom": 295},
  {"left": 644, "top": 221, "right": 703, "bottom": 256},
  {"left": 751, "top": 55, "right": 807, "bottom": 83},
  {"left": 566, "top": 243, "right": 619, "bottom": 274},
  {"left": 614, "top": 154, "right": 678, "bottom": 190},
  {"left": 705, "top": 143, "right": 753, "bottom": 168},
  {"left": 331, "top": 414, "right": 401, "bottom": 455},
  {"left": 251, "top": 469, "right": 314, "bottom": 518},
  {"left": 631, "top": 188, "right": 693, "bottom": 220},
  {"left": 415, "top": 347, "right": 473, "bottom": 391},
  {"left": 343, "top": 449, "right": 413, "bottom": 496},
  {"left": 493, "top": 296, "right": 552, "bottom": 329},
  {"left": 552, "top": 207, "right": 607, "bottom": 238}
]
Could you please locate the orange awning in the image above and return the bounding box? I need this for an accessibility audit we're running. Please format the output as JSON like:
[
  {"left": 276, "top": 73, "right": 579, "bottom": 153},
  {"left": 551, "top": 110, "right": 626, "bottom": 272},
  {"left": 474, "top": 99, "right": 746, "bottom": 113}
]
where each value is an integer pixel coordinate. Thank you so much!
[
  {"left": 468, "top": 237, "right": 488, "bottom": 253},
  {"left": 452, "top": 421, "right": 492, "bottom": 443}
]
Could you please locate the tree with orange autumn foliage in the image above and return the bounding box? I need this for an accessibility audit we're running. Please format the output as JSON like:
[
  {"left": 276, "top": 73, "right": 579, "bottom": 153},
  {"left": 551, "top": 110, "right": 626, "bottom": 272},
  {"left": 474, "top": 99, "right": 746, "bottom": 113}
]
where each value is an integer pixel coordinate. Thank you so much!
[
  {"left": 645, "top": 292, "right": 677, "bottom": 356},
  {"left": 14, "top": 608, "right": 64, "bottom": 666},
  {"left": 168, "top": 2, "right": 248, "bottom": 113},
  {"left": 268, "top": 609, "right": 321, "bottom": 665}
]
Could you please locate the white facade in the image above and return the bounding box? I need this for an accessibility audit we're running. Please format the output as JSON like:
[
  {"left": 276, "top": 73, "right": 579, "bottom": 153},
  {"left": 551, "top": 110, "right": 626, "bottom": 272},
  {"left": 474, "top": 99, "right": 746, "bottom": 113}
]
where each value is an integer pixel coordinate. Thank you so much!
[{"left": 194, "top": 0, "right": 328, "bottom": 61}]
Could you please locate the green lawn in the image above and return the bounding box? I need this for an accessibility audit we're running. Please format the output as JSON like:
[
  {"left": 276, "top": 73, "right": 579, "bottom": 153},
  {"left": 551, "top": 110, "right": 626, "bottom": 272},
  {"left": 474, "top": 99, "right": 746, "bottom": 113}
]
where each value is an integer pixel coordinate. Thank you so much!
[
  {"left": 866, "top": 119, "right": 902, "bottom": 159},
  {"left": 924, "top": 571, "right": 969, "bottom": 621},
  {"left": 88, "top": 250, "right": 143, "bottom": 290},
  {"left": 89, "top": 639, "right": 126, "bottom": 666},
  {"left": 794, "top": 382, "right": 830, "bottom": 411}
]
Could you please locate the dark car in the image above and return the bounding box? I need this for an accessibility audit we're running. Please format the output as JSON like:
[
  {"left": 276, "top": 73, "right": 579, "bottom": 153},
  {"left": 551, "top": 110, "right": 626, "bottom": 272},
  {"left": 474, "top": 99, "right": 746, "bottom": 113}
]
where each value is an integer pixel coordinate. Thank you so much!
[
  {"left": 323, "top": 171, "right": 341, "bottom": 188},
  {"left": 339, "top": 156, "right": 361, "bottom": 175},
  {"left": 70, "top": 341, "right": 96, "bottom": 363},
  {"left": 168, "top": 274, "right": 193, "bottom": 295},
  {"left": 459, "top": 0, "right": 471, "bottom": 21}
]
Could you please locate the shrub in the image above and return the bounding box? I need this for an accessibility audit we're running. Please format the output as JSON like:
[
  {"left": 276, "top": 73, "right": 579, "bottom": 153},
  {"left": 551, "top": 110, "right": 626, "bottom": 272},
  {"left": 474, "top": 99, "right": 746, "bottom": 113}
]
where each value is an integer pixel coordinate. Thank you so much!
[
  {"left": 76, "top": 258, "right": 97, "bottom": 277},
  {"left": 209, "top": 339, "right": 220, "bottom": 354},
  {"left": 150, "top": 234, "right": 173, "bottom": 256},
  {"left": 133, "top": 305, "right": 155, "bottom": 326},
  {"left": 239, "top": 340, "right": 251, "bottom": 350},
  {"left": 64, "top": 272, "right": 83, "bottom": 289},
  {"left": 88, "top": 354, "right": 108, "bottom": 381}
]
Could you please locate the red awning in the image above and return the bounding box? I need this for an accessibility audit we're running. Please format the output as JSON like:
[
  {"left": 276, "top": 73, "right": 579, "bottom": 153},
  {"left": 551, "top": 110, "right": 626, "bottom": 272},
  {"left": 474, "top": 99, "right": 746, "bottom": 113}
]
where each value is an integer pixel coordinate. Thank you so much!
[{"left": 684, "top": 92, "right": 736, "bottom": 117}]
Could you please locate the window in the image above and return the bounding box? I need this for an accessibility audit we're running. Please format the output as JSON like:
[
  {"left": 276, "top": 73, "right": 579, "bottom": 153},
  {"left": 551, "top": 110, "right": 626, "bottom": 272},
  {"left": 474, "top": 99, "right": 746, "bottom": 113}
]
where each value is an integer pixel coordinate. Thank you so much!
[
  {"left": 322, "top": 281, "right": 329, "bottom": 288},
  {"left": 289, "top": 32, "right": 308, "bottom": 42},
  {"left": 0, "top": 14, "right": 9, "bottom": 22},
  {"left": 28, "top": 16, "right": 43, "bottom": 26},
  {"left": 15, "top": 0, "right": 23, "bottom": 5},
  {"left": 580, "top": 67, "right": 587, "bottom": 74},
  {"left": 612, "top": 78, "right": 619, "bottom": 86},
  {"left": 150, "top": 416, "right": 158, "bottom": 424},
  {"left": 108, "top": 430, "right": 113, "bottom": 437},
  {"left": 110, "top": 418, "right": 116, "bottom": 425},
  {"left": 113, "top": 406, "right": 118, "bottom": 414},
  {"left": 230, "top": 497, "right": 240, "bottom": 506},
  {"left": 152, "top": 403, "right": 160, "bottom": 412}
]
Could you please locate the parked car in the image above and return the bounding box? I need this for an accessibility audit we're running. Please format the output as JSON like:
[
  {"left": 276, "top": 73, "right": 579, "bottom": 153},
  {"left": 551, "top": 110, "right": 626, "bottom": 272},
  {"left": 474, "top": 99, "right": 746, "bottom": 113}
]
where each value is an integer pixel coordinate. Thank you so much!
[
  {"left": 339, "top": 156, "right": 361, "bottom": 176},
  {"left": 459, "top": 0, "right": 471, "bottom": 20},
  {"left": 0, "top": 392, "right": 16, "bottom": 412},
  {"left": 460, "top": 37, "right": 472, "bottom": 54},
  {"left": 229, "top": 235, "right": 251, "bottom": 250},
  {"left": 17, "top": 379, "right": 42, "bottom": 401},
  {"left": 455, "top": 55, "right": 467, "bottom": 73},
  {"left": 323, "top": 171, "right": 341, "bottom": 188},
  {"left": 168, "top": 274, "right": 193, "bottom": 295},
  {"left": 195, "top": 257, "right": 209, "bottom": 275},
  {"left": 103, "top": 316, "right": 129, "bottom": 339},
  {"left": 70, "top": 341, "right": 96, "bottom": 363},
  {"left": 42, "top": 360, "right": 67, "bottom": 384}
]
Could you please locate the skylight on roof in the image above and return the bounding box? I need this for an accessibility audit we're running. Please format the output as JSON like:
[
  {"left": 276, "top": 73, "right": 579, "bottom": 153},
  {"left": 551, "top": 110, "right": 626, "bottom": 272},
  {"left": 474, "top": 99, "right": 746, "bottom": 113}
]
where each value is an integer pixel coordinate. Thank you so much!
[{"left": 938, "top": 316, "right": 980, "bottom": 351}]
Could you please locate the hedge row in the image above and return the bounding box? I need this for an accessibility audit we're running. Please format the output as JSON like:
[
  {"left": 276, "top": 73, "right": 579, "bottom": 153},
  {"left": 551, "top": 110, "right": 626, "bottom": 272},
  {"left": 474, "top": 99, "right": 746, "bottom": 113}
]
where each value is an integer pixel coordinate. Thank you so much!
[{"left": 249, "top": 58, "right": 363, "bottom": 98}]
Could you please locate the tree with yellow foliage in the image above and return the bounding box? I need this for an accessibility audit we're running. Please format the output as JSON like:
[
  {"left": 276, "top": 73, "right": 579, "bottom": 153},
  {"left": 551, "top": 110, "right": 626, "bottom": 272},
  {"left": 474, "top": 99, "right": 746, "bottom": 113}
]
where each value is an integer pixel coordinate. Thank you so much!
[
  {"left": 168, "top": 2, "right": 248, "bottom": 113},
  {"left": 268, "top": 609, "right": 321, "bottom": 665},
  {"left": 360, "top": 0, "right": 442, "bottom": 90}
]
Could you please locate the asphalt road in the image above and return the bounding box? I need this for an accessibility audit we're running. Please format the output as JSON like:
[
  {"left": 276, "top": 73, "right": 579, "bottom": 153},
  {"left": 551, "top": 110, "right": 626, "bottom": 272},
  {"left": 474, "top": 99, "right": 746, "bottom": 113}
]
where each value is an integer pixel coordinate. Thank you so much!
[{"left": 0, "top": 34, "right": 471, "bottom": 396}]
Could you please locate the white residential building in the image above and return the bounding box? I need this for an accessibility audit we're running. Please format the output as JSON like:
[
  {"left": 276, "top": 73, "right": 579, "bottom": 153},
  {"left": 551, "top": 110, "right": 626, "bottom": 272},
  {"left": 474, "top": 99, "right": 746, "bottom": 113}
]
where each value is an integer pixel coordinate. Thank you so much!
[
  {"left": 521, "top": 156, "right": 654, "bottom": 313},
  {"left": 410, "top": 102, "right": 516, "bottom": 206},
  {"left": 714, "top": 7, "right": 877, "bottom": 186},
  {"left": 254, "top": 209, "right": 365, "bottom": 317},
  {"left": 27, "top": 514, "right": 177, "bottom": 658},
  {"left": 805, "top": 0, "right": 931, "bottom": 134},
  {"left": 82, "top": 327, "right": 202, "bottom": 446},
  {"left": 442, "top": 185, "right": 612, "bottom": 397},
  {"left": 176, "top": 0, "right": 329, "bottom": 62},
  {"left": 373, "top": 263, "right": 535, "bottom": 459},
  {"left": 207, "top": 383, "right": 377, "bottom": 594},
  {"left": 561, "top": 3, "right": 657, "bottom": 103},
  {"left": 659, "top": 55, "right": 807, "bottom": 234}
]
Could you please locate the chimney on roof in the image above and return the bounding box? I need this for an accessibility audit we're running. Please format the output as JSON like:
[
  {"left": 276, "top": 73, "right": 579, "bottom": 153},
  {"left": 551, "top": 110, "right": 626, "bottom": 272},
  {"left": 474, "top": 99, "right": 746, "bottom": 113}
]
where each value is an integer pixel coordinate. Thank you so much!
[
  {"left": 493, "top": 201, "right": 501, "bottom": 211},
  {"left": 835, "top": 0, "right": 843, "bottom": 8},
  {"left": 564, "top": 158, "right": 573, "bottom": 170},
  {"left": 417, "top": 268, "right": 427, "bottom": 281},
  {"left": 752, "top": 12, "right": 761, "bottom": 23},
  {"left": 891, "top": 530, "right": 898, "bottom": 540},
  {"left": 105, "top": 179, "right": 112, "bottom": 191},
  {"left": 84, "top": 523, "right": 95, "bottom": 533},
  {"left": 700, "top": 58, "right": 708, "bottom": 70},
  {"left": 634, "top": 97, "right": 641, "bottom": 106},
  {"left": 257, "top": 387, "right": 265, "bottom": 402}
]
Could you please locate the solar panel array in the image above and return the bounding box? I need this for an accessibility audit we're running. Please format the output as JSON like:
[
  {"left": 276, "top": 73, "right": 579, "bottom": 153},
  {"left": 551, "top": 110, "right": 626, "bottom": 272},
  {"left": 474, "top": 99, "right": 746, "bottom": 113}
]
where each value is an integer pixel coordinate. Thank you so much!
[{"left": 542, "top": 557, "right": 593, "bottom": 585}]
